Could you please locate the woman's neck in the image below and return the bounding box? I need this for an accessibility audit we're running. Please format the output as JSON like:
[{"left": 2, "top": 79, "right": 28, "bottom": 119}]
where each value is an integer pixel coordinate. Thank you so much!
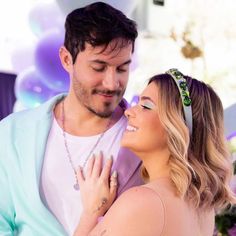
[{"left": 137, "top": 149, "right": 170, "bottom": 182}]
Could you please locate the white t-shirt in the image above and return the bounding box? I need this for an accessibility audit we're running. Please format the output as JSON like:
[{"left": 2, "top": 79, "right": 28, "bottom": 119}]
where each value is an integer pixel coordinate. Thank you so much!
[{"left": 40, "top": 115, "right": 127, "bottom": 235}]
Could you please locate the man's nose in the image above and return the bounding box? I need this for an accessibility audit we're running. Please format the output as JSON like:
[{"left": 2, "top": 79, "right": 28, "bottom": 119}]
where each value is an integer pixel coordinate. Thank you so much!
[{"left": 102, "top": 69, "right": 119, "bottom": 90}]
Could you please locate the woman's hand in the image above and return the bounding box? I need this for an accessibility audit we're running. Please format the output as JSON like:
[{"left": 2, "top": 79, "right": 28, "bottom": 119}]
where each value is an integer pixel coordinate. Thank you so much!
[{"left": 77, "top": 152, "right": 118, "bottom": 218}]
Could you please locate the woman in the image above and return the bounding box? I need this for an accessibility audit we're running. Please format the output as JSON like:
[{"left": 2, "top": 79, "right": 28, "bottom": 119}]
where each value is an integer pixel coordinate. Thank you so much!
[{"left": 74, "top": 69, "right": 236, "bottom": 236}]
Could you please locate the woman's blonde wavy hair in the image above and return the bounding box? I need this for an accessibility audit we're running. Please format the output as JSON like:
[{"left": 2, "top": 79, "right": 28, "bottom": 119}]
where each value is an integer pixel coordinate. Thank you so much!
[{"left": 141, "top": 73, "right": 236, "bottom": 210}]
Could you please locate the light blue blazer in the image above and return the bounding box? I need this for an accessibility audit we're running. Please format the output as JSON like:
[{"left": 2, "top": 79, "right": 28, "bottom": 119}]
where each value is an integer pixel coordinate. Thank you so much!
[{"left": 0, "top": 95, "right": 143, "bottom": 236}]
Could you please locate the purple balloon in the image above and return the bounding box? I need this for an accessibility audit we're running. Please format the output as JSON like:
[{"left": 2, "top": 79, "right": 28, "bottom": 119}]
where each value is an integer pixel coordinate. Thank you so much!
[
  {"left": 228, "top": 225, "right": 236, "bottom": 236},
  {"left": 227, "top": 132, "right": 236, "bottom": 140},
  {"left": 130, "top": 95, "right": 139, "bottom": 106},
  {"left": 34, "top": 30, "right": 69, "bottom": 92},
  {"left": 15, "top": 67, "right": 56, "bottom": 108}
]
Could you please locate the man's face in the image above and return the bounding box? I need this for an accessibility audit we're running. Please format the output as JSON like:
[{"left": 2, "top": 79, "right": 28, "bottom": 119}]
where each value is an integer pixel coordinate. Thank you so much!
[{"left": 70, "top": 40, "right": 133, "bottom": 118}]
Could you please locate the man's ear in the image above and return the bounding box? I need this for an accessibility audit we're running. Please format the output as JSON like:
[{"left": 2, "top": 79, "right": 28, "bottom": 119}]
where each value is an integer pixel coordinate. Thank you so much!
[{"left": 59, "top": 46, "right": 73, "bottom": 72}]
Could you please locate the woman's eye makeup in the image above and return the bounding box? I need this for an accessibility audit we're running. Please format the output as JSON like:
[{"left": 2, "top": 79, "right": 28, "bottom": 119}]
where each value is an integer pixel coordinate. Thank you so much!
[{"left": 140, "top": 101, "right": 155, "bottom": 110}]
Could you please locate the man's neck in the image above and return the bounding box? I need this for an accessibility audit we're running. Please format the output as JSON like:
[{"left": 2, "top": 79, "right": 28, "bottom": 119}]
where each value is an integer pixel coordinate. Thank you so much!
[{"left": 54, "top": 97, "right": 124, "bottom": 136}]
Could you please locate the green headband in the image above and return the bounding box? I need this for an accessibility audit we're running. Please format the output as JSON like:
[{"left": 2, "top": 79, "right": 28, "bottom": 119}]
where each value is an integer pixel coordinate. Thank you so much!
[{"left": 166, "top": 68, "right": 193, "bottom": 135}]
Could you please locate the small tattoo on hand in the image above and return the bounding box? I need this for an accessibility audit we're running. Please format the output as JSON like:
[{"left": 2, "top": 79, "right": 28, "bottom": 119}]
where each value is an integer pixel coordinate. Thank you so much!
[
  {"left": 94, "top": 197, "right": 108, "bottom": 212},
  {"left": 100, "top": 229, "right": 107, "bottom": 236}
]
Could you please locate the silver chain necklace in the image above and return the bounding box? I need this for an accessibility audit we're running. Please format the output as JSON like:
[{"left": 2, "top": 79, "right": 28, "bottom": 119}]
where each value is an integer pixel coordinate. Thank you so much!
[{"left": 61, "top": 100, "right": 112, "bottom": 190}]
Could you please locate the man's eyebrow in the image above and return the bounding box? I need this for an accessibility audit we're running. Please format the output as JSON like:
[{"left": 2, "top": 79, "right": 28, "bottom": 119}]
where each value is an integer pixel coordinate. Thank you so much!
[
  {"left": 140, "top": 96, "right": 156, "bottom": 104},
  {"left": 90, "top": 59, "right": 132, "bottom": 66},
  {"left": 120, "top": 59, "right": 132, "bottom": 66},
  {"left": 90, "top": 59, "right": 106, "bottom": 65}
]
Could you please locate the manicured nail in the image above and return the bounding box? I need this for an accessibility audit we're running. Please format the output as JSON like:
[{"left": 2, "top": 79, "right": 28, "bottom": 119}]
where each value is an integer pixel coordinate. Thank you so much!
[{"left": 112, "top": 170, "right": 117, "bottom": 178}]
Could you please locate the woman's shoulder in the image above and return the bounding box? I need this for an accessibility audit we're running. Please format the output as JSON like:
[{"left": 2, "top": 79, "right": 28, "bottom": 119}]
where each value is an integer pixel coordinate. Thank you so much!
[
  {"left": 95, "top": 185, "right": 166, "bottom": 236},
  {"left": 92, "top": 186, "right": 164, "bottom": 236},
  {"left": 116, "top": 179, "right": 177, "bottom": 211},
  {"left": 98, "top": 183, "right": 215, "bottom": 236},
  {"left": 118, "top": 185, "right": 165, "bottom": 205}
]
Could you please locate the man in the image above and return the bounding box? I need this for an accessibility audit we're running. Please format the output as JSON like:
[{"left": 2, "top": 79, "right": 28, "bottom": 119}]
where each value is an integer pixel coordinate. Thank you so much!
[{"left": 0, "top": 2, "right": 143, "bottom": 235}]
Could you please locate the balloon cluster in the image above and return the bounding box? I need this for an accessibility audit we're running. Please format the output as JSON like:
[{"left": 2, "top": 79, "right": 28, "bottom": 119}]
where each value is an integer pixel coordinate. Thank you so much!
[
  {"left": 13, "top": 0, "right": 138, "bottom": 111},
  {"left": 13, "top": 1, "right": 69, "bottom": 110}
]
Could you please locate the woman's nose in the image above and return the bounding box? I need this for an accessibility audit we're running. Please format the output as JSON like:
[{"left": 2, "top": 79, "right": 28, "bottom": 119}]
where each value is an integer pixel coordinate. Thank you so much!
[{"left": 124, "top": 106, "right": 136, "bottom": 119}]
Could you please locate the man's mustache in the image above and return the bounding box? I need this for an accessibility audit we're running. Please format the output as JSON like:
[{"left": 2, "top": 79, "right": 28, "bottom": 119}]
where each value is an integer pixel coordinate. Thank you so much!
[{"left": 92, "top": 89, "right": 122, "bottom": 96}]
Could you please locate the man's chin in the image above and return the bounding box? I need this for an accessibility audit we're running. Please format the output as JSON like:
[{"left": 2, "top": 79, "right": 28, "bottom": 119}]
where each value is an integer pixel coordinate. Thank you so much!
[
  {"left": 87, "top": 107, "right": 113, "bottom": 118},
  {"left": 98, "top": 107, "right": 115, "bottom": 118},
  {"left": 86, "top": 98, "right": 122, "bottom": 118}
]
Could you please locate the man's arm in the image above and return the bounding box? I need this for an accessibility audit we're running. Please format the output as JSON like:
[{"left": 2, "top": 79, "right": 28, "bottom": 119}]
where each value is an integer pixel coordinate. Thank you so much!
[
  {"left": 0, "top": 120, "right": 16, "bottom": 235},
  {"left": 0, "top": 160, "right": 16, "bottom": 235}
]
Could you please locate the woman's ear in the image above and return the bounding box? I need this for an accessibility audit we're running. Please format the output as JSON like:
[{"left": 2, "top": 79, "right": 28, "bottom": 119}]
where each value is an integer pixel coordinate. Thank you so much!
[{"left": 59, "top": 46, "right": 72, "bottom": 72}]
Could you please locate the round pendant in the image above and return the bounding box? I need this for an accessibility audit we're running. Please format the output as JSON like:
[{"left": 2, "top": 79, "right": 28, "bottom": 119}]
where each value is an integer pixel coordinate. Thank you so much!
[{"left": 73, "top": 183, "right": 80, "bottom": 190}]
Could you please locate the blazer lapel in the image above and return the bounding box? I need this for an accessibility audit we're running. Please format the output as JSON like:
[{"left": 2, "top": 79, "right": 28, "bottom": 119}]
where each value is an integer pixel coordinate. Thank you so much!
[
  {"left": 14, "top": 95, "right": 65, "bottom": 201},
  {"left": 13, "top": 95, "right": 67, "bottom": 234},
  {"left": 112, "top": 147, "right": 142, "bottom": 195}
]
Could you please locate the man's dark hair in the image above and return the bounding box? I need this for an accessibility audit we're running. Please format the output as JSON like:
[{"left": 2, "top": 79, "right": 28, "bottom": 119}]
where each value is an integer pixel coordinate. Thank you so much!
[{"left": 64, "top": 2, "right": 138, "bottom": 63}]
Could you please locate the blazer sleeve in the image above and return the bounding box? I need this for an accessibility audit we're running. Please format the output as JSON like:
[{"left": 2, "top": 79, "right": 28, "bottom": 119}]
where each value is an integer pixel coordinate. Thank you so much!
[
  {"left": 0, "top": 121, "right": 15, "bottom": 235},
  {"left": 0, "top": 164, "right": 15, "bottom": 235}
]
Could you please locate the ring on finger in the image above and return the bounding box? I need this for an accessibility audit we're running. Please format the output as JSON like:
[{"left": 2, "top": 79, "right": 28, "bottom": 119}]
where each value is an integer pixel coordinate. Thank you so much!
[{"left": 110, "top": 178, "right": 118, "bottom": 186}]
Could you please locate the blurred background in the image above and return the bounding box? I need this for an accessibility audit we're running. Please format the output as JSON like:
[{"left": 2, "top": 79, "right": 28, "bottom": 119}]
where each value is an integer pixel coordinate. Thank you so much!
[{"left": 0, "top": 0, "right": 236, "bottom": 234}]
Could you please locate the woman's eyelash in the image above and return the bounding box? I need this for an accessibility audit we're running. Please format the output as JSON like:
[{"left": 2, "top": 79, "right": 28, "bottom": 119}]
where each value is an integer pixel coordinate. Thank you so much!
[{"left": 141, "top": 105, "right": 151, "bottom": 110}]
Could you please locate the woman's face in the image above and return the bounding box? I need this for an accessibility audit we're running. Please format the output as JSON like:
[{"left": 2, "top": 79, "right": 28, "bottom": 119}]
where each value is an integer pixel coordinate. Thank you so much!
[{"left": 121, "top": 81, "right": 167, "bottom": 154}]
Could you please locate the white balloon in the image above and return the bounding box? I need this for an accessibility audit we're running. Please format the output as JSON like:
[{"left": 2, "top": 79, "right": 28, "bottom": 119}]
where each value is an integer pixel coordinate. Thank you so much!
[
  {"left": 10, "top": 42, "right": 35, "bottom": 74},
  {"left": 28, "top": 1, "right": 64, "bottom": 37}
]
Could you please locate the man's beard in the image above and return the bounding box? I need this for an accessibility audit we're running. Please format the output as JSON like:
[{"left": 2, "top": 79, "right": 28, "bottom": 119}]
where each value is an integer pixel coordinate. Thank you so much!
[
  {"left": 73, "top": 80, "right": 124, "bottom": 118},
  {"left": 86, "top": 102, "right": 114, "bottom": 118}
]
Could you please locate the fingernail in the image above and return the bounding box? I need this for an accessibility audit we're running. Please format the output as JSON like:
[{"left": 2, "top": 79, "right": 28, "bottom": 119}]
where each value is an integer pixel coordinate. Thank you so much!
[
  {"left": 108, "top": 155, "right": 113, "bottom": 160},
  {"left": 112, "top": 170, "right": 117, "bottom": 178}
]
